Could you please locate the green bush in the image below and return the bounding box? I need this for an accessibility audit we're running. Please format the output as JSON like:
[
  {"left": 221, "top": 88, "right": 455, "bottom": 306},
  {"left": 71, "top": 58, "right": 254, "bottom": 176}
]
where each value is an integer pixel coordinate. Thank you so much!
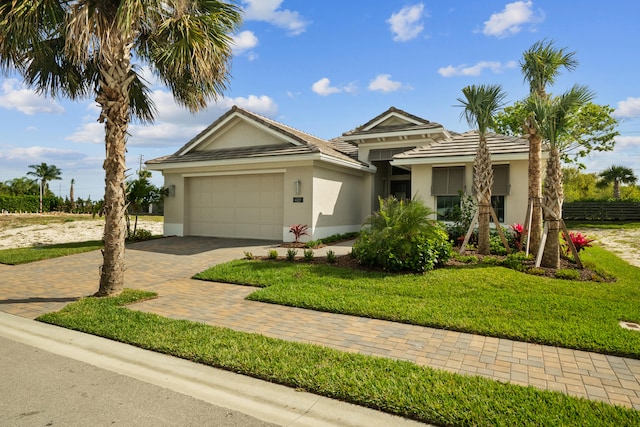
[
  {"left": 126, "top": 228, "right": 153, "bottom": 242},
  {"left": 352, "top": 197, "right": 452, "bottom": 273},
  {"left": 267, "top": 249, "right": 279, "bottom": 259},
  {"left": 326, "top": 249, "right": 337, "bottom": 263},
  {"left": 303, "top": 249, "right": 314, "bottom": 261},
  {"left": 556, "top": 268, "right": 580, "bottom": 280},
  {"left": 286, "top": 248, "right": 297, "bottom": 261}
]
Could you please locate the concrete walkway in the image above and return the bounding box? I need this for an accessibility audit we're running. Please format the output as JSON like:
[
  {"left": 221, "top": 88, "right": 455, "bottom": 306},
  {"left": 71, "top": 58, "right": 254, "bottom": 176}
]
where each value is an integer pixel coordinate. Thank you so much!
[{"left": 1, "top": 236, "right": 639, "bottom": 412}]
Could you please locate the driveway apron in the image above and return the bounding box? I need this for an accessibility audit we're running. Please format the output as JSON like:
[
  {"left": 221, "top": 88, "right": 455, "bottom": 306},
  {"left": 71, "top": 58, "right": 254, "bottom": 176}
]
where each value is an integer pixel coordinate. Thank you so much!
[{"left": 1, "top": 236, "right": 639, "bottom": 410}]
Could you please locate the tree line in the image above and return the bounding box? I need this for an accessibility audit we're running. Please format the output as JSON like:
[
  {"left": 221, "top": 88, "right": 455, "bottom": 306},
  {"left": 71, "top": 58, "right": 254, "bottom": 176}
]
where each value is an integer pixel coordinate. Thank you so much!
[{"left": 0, "top": 163, "right": 166, "bottom": 217}]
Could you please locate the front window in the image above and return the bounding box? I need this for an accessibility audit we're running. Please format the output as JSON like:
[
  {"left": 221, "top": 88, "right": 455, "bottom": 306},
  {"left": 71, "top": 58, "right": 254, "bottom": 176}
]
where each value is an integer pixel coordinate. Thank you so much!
[
  {"left": 491, "top": 195, "right": 505, "bottom": 223},
  {"left": 437, "top": 195, "right": 462, "bottom": 221}
]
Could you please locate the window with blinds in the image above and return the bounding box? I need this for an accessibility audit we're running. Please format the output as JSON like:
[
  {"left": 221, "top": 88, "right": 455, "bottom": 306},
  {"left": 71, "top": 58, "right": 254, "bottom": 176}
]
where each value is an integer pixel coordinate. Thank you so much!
[{"left": 432, "top": 166, "right": 465, "bottom": 195}]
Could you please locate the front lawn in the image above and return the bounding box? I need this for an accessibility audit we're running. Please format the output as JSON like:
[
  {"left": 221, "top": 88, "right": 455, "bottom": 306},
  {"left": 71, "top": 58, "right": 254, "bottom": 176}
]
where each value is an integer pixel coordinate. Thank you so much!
[
  {"left": 38, "top": 290, "right": 640, "bottom": 427},
  {"left": 194, "top": 246, "right": 640, "bottom": 359},
  {"left": 0, "top": 240, "right": 104, "bottom": 265}
]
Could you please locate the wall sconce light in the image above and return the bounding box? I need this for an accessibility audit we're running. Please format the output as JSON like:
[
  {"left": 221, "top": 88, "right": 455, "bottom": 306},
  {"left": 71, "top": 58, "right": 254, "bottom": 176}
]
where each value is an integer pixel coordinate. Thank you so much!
[
  {"left": 294, "top": 179, "right": 301, "bottom": 196},
  {"left": 168, "top": 184, "right": 176, "bottom": 197}
]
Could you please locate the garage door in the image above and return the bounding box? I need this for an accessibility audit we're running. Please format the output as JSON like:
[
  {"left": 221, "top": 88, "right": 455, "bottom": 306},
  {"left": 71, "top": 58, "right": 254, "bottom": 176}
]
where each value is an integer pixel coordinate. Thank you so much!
[{"left": 187, "top": 174, "right": 284, "bottom": 240}]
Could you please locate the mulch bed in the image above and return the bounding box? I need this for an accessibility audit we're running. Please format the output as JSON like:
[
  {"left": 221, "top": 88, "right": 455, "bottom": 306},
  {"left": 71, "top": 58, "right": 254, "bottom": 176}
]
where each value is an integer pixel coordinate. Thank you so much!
[{"left": 256, "top": 248, "right": 613, "bottom": 282}]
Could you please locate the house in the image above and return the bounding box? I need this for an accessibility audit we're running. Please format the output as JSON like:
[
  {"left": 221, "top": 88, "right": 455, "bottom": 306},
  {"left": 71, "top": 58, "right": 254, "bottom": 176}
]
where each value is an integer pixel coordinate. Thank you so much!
[{"left": 147, "top": 106, "right": 532, "bottom": 242}]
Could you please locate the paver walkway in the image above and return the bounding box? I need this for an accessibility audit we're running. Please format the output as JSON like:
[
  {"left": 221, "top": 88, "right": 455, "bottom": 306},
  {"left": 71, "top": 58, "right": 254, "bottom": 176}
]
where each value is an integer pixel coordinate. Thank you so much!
[{"left": 1, "top": 237, "right": 639, "bottom": 410}]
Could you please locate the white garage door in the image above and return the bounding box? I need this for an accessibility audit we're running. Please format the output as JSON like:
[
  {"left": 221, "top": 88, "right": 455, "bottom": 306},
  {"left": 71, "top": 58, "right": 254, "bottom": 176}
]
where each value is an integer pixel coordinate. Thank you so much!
[{"left": 187, "top": 174, "right": 284, "bottom": 240}]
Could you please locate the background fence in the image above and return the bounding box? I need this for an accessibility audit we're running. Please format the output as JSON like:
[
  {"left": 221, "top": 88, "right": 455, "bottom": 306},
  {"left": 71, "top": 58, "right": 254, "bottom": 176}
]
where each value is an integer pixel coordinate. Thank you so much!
[{"left": 563, "top": 202, "right": 640, "bottom": 221}]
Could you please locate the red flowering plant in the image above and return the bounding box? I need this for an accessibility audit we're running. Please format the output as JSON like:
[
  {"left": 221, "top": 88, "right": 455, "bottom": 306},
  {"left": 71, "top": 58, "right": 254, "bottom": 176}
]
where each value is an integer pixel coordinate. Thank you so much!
[
  {"left": 561, "top": 231, "right": 596, "bottom": 255},
  {"left": 509, "top": 223, "right": 526, "bottom": 251},
  {"left": 289, "top": 224, "right": 309, "bottom": 243}
]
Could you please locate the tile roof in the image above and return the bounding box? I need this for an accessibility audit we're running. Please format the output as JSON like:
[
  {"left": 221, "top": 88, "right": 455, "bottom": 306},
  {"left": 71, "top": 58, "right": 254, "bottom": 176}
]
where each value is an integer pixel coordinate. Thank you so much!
[
  {"left": 147, "top": 106, "right": 366, "bottom": 168},
  {"left": 341, "top": 106, "right": 443, "bottom": 136},
  {"left": 393, "top": 131, "right": 530, "bottom": 160}
]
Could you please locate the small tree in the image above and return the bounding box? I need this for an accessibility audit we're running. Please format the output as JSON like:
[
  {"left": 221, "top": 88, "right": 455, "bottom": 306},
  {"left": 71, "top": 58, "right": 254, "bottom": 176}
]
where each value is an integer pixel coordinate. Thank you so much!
[
  {"left": 27, "top": 163, "right": 62, "bottom": 213},
  {"left": 596, "top": 165, "right": 638, "bottom": 200},
  {"left": 126, "top": 170, "right": 165, "bottom": 236}
]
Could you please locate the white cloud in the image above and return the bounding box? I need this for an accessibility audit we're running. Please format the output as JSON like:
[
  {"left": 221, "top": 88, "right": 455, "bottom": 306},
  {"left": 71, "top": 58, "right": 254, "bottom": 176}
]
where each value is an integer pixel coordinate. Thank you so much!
[
  {"left": 0, "top": 79, "right": 65, "bottom": 115},
  {"left": 242, "top": 0, "right": 309, "bottom": 35},
  {"left": 231, "top": 30, "right": 259, "bottom": 54},
  {"left": 613, "top": 97, "right": 640, "bottom": 118},
  {"left": 387, "top": 4, "right": 425, "bottom": 42},
  {"left": 0, "top": 146, "right": 86, "bottom": 162},
  {"left": 67, "top": 91, "right": 278, "bottom": 147},
  {"left": 483, "top": 1, "right": 544, "bottom": 38},
  {"left": 312, "top": 78, "right": 341, "bottom": 96},
  {"left": 368, "top": 74, "right": 407, "bottom": 93},
  {"left": 615, "top": 135, "right": 640, "bottom": 149},
  {"left": 438, "top": 60, "right": 517, "bottom": 77}
]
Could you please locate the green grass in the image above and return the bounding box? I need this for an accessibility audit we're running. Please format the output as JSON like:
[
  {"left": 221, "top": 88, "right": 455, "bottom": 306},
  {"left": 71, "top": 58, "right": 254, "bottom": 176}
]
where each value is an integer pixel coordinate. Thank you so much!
[
  {"left": 0, "top": 240, "right": 104, "bottom": 265},
  {"left": 38, "top": 290, "right": 640, "bottom": 427},
  {"left": 565, "top": 221, "right": 640, "bottom": 230},
  {"left": 195, "top": 246, "right": 640, "bottom": 359}
]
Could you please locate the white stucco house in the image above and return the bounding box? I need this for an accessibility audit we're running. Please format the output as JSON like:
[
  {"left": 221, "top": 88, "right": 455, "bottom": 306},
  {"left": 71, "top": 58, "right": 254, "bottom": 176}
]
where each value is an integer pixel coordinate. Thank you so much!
[{"left": 147, "top": 106, "right": 532, "bottom": 242}]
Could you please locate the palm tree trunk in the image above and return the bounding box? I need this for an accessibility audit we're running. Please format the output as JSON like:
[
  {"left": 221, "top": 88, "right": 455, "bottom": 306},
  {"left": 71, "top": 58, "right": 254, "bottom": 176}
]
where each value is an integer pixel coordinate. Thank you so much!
[
  {"left": 614, "top": 181, "right": 621, "bottom": 200},
  {"left": 475, "top": 138, "right": 493, "bottom": 255},
  {"left": 95, "top": 36, "right": 132, "bottom": 297},
  {"left": 527, "top": 131, "right": 543, "bottom": 254},
  {"left": 541, "top": 148, "right": 564, "bottom": 268}
]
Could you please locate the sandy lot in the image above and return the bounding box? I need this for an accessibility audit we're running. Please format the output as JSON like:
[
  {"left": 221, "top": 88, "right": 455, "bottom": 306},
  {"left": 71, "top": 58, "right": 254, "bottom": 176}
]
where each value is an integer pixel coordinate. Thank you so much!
[
  {"left": 0, "top": 214, "right": 638, "bottom": 268},
  {"left": 0, "top": 215, "right": 163, "bottom": 250}
]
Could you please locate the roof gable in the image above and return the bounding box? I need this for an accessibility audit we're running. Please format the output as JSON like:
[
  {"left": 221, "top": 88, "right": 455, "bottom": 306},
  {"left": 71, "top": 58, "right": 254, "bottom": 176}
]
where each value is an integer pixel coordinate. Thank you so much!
[
  {"left": 147, "top": 106, "right": 368, "bottom": 169},
  {"left": 342, "top": 106, "right": 444, "bottom": 137}
]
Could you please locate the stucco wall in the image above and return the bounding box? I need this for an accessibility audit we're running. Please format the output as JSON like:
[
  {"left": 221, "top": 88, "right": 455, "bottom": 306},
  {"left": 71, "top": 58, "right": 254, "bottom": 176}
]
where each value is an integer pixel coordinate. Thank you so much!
[
  {"left": 311, "top": 165, "right": 365, "bottom": 239},
  {"left": 199, "top": 120, "right": 285, "bottom": 150}
]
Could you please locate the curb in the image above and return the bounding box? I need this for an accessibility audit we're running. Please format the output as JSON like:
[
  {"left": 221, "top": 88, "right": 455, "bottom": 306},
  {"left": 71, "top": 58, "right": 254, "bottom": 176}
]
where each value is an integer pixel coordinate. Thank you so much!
[{"left": 0, "top": 311, "right": 426, "bottom": 427}]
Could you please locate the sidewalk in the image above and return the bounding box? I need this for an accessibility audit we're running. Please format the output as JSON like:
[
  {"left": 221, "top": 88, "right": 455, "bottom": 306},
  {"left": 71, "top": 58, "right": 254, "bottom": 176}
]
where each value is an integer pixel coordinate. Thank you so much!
[{"left": 1, "top": 236, "right": 639, "bottom": 412}]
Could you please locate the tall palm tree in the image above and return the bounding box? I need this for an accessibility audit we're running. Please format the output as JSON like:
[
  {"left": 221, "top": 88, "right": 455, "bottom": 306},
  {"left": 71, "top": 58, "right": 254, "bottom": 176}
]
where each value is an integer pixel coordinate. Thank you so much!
[
  {"left": 458, "top": 84, "right": 507, "bottom": 255},
  {"left": 528, "top": 85, "right": 594, "bottom": 268},
  {"left": 1, "top": 1, "right": 241, "bottom": 296},
  {"left": 27, "top": 162, "right": 62, "bottom": 213},
  {"left": 521, "top": 39, "right": 578, "bottom": 254},
  {"left": 69, "top": 178, "right": 76, "bottom": 211},
  {"left": 597, "top": 165, "right": 638, "bottom": 199}
]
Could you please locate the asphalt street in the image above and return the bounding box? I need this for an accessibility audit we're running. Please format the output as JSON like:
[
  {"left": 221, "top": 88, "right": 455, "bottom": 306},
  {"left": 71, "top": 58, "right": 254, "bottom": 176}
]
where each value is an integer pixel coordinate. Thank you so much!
[{"left": 0, "top": 335, "right": 278, "bottom": 427}]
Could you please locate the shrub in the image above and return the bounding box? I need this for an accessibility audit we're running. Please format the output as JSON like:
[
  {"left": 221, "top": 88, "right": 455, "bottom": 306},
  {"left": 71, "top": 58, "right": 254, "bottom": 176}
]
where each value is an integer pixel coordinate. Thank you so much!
[
  {"left": 289, "top": 224, "right": 309, "bottom": 243},
  {"left": 286, "top": 248, "right": 297, "bottom": 261},
  {"left": 243, "top": 251, "right": 254, "bottom": 260},
  {"left": 352, "top": 197, "right": 452, "bottom": 273},
  {"left": 509, "top": 223, "right": 526, "bottom": 251},
  {"left": 267, "top": 249, "right": 279, "bottom": 259},
  {"left": 561, "top": 231, "right": 596, "bottom": 255},
  {"left": 556, "top": 268, "right": 580, "bottom": 280},
  {"left": 126, "top": 228, "right": 153, "bottom": 242},
  {"left": 326, "top": 250, "right": 337, "bottom": 264},
  {"left": 303, "top": 249, "right": 314, "bottom": 261},
  {"left": 527, "top": 267, "right": 546, "bottom": 276},
  {"left": 500, "top": 252, "right": 530, "bottom": 272},
  {"left": 444, "top": 192, "right": 477, "bottom": 245},
  {"left": 490, "top": 232, "right": 509, "bottom": 255}
]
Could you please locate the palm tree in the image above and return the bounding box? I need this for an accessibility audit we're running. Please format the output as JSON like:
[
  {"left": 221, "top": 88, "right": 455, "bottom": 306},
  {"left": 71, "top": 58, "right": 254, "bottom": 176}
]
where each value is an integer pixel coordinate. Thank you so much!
[
  {"left": 5, "top": 177, "right": 40, "bottom": 196},
  {"left": 520, "top": 39, "right": 578, "bottom": 254},
  {"left": 528, "top": 85, "right": 594, "bottom": 268},
  {"left": 457, "top": 84, "right": 507, "bottom": 255},
  {"left": 1, "top": 1, "right": 241, "bottom": 296},
  {"left": 597, "top": 165, "right": 638, "bottom": 199},
  {"left": 27, "top": 163, "right": 62, "bottom": 213},
  {"left": 69, "top": 178, "right": 76, "bottom": 212}
]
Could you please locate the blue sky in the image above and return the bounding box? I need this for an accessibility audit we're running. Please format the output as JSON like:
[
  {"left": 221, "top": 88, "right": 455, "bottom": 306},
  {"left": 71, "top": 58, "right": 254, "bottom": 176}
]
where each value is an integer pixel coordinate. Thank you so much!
[{"left": 1, "top": 0, "right": 638, "bottom": 199}]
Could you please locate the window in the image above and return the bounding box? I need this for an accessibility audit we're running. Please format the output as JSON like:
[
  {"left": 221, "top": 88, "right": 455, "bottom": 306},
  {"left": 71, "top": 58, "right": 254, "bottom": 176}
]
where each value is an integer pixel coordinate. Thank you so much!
[
  {"left": 491, "top": 196, "right": 505, "bottom": 223},
  {"left": 433, "top": 167, "right": 465, "bottom": 220},
  {"left": 437, "top": 195, "right": 461, "bottom": 220}
]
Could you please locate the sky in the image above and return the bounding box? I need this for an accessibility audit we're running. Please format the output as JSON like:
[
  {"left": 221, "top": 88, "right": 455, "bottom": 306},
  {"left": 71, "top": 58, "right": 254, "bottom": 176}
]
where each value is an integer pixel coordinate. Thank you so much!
[{"left": 1, "top": 0, "right": 639, "bottom": 200}]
